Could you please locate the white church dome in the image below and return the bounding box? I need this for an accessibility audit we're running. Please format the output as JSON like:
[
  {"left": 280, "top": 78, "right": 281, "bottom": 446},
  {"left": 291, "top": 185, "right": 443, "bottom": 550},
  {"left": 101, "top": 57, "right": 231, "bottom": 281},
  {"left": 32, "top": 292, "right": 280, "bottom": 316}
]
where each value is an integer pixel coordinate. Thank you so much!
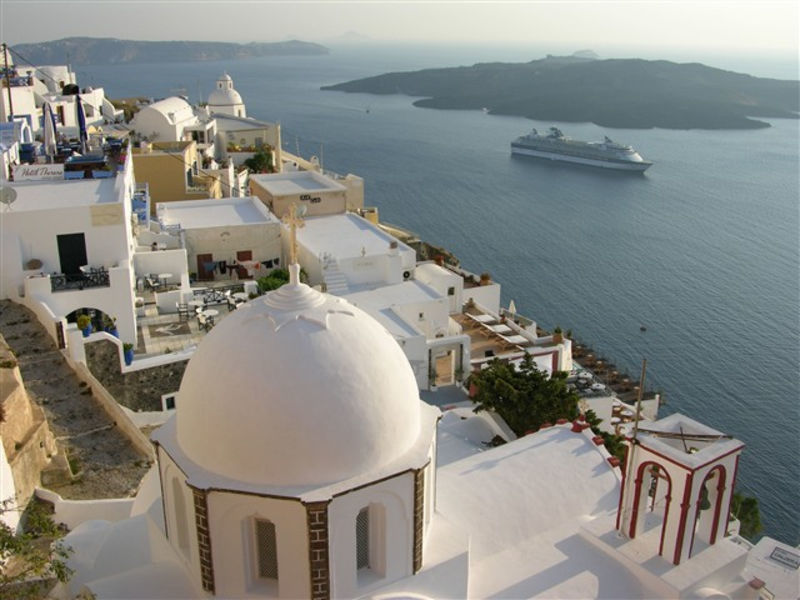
[
  {"left": 175, "top": 267, "right": 422, "bottom": 487},
  {"left": 207, "top": 86, "right": 243, "bottom": 107},
  {"left": 207, "top": 72, "right": 243, "bottom": 108}
]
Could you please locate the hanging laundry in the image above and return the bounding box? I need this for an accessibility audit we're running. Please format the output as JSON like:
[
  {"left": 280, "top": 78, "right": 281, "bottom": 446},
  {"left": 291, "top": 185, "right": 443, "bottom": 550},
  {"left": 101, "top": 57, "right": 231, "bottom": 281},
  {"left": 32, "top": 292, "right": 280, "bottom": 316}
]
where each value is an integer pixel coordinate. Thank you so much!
[
  {"left": 238, "top": 260, "right": 260, "bottom": 277},
  {"left": 203, "top": 261, "right": 217, "bottom": 273}
]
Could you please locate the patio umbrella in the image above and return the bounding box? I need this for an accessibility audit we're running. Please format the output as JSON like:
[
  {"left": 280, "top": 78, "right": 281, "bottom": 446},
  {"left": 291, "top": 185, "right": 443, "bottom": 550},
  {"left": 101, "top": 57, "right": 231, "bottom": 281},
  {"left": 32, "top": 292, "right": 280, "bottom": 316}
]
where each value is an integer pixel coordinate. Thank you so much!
[
  {"left": 42, "top": 102, "right": 58, "bottom": 161},
  {"left": 75, "top": 97, "right": 88, "bottom": 153}
]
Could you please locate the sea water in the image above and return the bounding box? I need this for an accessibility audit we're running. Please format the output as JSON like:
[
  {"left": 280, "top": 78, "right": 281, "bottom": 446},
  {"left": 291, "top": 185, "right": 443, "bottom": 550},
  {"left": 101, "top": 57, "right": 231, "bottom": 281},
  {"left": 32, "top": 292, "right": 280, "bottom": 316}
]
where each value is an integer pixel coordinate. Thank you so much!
[{"left": 77, "top": 43, "right": 799, "bottom": 544}]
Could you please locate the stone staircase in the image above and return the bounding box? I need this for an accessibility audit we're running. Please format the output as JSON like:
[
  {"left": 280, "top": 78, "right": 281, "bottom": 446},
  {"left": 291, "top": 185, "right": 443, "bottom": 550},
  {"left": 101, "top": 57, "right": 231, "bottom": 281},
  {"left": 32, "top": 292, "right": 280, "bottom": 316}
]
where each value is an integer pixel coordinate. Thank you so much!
[{"left": 322, "top": 255, "right": 349, "bottom": 295}]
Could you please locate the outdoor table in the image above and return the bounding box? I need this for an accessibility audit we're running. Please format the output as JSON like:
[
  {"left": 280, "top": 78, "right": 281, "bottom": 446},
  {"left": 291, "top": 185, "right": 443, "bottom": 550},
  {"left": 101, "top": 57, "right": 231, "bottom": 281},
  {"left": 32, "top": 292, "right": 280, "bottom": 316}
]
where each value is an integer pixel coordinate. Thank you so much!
[
  {"left": 233, "top": 292, "right": 249, "bottom": 302},
  {"left": 158, "top": 273, "right": 172, "bottom": 287},
  {"left": 202, "top": 309, "right": 219, "bottom": 318}
]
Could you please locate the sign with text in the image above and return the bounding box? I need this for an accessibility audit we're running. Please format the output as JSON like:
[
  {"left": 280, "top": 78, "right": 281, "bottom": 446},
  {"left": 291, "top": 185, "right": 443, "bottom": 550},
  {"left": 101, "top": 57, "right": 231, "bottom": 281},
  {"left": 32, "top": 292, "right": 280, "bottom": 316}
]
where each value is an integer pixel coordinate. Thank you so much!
[{"left": 13, "top": 163, "right": 65, "bottom": 181}]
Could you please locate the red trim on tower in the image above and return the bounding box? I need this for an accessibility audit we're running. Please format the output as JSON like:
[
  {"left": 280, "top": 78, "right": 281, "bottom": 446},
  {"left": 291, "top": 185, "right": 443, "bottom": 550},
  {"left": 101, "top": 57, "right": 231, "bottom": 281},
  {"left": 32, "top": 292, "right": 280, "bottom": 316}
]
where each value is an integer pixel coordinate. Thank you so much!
[
  {"left": 673, "top": 472, "right": 694, "bottom": 565},
  {"left": 629, "top": 461, "right": 672, "bottom": 543},
  {"left": 616, "top": 443, "right": 629, "bottom": 531},
  {"left": 709, "top": 466, "right": 727, "bottom": 544},
  {"left": 636, "top": 444, "right": 693, "bottom": 471},
  {"left": 659, "top": 485, "right": 672, "bottom": 557},
  {"left": 725, "top": 455, "right": 741, "bottom": 534},
  {"left": 691, "top": 446, "right": 745, "bottom": 472}
]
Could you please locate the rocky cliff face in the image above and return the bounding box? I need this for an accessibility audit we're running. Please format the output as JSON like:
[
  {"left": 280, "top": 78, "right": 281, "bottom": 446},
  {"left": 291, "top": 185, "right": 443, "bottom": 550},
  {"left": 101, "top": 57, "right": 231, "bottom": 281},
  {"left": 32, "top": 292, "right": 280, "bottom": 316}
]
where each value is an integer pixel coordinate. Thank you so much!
[
  {"left": 323, "top": 56, "right": 800, "bottom": 130},
  {"left": 12, "top": 37, "right": 329, "bottom": 66}
]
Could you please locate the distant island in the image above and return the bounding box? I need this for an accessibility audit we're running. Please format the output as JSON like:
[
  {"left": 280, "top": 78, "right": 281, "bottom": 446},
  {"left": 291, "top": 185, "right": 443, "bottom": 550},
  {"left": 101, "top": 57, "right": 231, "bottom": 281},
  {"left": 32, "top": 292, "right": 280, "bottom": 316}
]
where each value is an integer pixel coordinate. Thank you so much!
[
  {"left": 322, "top": 55, "right": 799, "bottom": 130},
  {"left": 11, "top": 37, "right": 329, "bottom": 66}
]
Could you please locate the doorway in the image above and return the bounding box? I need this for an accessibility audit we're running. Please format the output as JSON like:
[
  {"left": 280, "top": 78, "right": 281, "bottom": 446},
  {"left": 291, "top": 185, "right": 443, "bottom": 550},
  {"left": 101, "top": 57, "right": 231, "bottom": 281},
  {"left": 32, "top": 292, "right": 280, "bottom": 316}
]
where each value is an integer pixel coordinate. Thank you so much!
[
  {"left": 236, "top": 250, "right": 252, "bottom": 279},
  {"left": 57, "top": 233, "right": 87, "bottom": 279},
  {"left": 196, "top": 253, "right": 214, "bottom": 281}
]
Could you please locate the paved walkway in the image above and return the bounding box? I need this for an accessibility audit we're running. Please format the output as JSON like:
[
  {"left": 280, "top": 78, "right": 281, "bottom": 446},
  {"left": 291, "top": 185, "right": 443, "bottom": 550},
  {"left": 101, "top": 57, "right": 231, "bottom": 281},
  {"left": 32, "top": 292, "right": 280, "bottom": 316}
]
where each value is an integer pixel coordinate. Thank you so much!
[{"left": 0, "top": 301, "right": 151, "bottom": 499}]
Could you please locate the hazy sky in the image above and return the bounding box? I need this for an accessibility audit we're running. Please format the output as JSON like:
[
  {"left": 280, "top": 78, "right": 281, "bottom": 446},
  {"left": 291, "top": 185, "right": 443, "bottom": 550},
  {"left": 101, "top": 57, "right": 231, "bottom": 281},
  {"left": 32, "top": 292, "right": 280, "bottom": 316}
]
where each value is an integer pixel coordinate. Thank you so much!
[{"left": 1, "top": 0, "right": 797, "bottom": 55}]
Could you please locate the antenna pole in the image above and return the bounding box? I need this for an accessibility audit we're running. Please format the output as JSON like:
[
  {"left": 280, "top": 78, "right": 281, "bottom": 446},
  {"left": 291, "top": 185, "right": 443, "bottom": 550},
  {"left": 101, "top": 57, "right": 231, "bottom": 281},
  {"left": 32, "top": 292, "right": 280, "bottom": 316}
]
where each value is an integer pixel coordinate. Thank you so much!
[
  {"left": 2, "top": 43, "right": 14, "bottom": 120},
  {"left": 621, "top": 358, "right": 647, "bottom": 536},
  {"left": 630, "top": 358, "right": 647, "bottom": 443}
]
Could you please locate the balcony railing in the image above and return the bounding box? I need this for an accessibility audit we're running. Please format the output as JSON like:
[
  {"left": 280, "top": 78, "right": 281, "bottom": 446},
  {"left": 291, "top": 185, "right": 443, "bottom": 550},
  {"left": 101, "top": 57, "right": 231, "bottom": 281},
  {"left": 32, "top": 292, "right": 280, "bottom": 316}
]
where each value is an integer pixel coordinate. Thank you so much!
[{"left": 50, "top": 269, "right": 110, "bottom": 292}]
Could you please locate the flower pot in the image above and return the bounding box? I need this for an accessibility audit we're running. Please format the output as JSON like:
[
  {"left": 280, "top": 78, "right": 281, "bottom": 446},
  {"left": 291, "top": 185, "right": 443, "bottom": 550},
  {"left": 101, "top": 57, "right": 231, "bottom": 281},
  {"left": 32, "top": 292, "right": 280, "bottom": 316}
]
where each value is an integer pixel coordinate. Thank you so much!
[
  {"left": 124, "top": 348, "right": 134, "bottom": 365},
  {"left": 81, "top": 325, "right": 92, "bottom": 337},
  {"left": 106, "top": 327, "right": 119, "bottom": 338},
  {"left": 64, "top": 170, "right": 85, "bottom": 180},
  {"left": 92, "top": 169, "right": 113, "bottom": 179}
]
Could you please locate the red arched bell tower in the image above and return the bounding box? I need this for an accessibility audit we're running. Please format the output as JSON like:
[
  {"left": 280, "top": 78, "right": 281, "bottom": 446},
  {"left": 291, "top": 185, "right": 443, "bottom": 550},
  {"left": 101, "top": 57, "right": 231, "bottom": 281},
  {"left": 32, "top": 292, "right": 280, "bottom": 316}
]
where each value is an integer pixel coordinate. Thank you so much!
[{"left": 616, "top": 413, "right": 744, "bottom": 565}]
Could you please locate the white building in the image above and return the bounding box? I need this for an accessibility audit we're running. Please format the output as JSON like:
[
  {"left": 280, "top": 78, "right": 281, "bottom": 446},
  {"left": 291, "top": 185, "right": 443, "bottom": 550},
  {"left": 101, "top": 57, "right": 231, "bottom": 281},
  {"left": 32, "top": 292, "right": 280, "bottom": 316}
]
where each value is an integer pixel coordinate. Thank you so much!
[
  {"left": 155, "top": 196, "right": 282, "bottom": 282},
  {"left": 213, "top": 113, "right": 282, "bottom": 171},
  {"left": 130, "top": 97, "right": 216, "bottom": 157},
  {"left": 206, "top": 73, "right": 246, "bottom": 118},
  {"left": 292, "top": 212, "right": 416, "bottom": 292},
  {"left": 0, "top": 151, "right": 142, "bottom": 346},
  {"left": 53, "top": 268, "right": 787, "bottom": 599},
  {"left": 250, "top": 170, "right": 350, "bottom": 218},
  {"left": 0, "top": 57, "right": 121, "bottom": 134}
]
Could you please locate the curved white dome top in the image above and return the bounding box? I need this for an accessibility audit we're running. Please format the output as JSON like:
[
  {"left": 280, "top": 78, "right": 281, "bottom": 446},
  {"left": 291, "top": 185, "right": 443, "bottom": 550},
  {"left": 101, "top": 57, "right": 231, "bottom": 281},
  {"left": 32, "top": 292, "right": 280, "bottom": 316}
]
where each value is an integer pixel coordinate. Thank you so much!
[
  {"left": 207, "top": 86, "right": 243, "bottom": 107},
  {"left": 208, "top": 73, "right": 243, "bottom": 107},
  {"left": 175, "top": 266, "right": 422, "bottom": 487}
]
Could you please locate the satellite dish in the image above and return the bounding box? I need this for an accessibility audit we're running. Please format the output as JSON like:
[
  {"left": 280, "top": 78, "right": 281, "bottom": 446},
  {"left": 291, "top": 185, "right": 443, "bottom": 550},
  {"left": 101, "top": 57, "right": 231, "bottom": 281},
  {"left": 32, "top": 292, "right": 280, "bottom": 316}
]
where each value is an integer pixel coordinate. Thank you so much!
[{"left": 0, "top": 186, "right": 17, "bottom": 210}]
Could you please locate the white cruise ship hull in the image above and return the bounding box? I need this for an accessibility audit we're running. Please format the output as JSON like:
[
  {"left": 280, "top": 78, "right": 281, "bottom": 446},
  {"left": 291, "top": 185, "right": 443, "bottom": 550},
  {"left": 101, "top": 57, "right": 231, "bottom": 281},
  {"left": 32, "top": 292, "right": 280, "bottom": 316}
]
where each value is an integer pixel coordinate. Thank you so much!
[{"left": 511, "top": 145, "right": 652, "bottom": 172}]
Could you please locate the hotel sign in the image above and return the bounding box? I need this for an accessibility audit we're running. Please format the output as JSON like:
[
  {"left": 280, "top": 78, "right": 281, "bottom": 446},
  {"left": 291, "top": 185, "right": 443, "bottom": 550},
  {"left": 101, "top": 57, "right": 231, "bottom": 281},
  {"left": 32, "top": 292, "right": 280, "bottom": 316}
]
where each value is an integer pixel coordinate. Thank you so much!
[{"left": 13, "top": 164, "right": 65, "bottom": 181}]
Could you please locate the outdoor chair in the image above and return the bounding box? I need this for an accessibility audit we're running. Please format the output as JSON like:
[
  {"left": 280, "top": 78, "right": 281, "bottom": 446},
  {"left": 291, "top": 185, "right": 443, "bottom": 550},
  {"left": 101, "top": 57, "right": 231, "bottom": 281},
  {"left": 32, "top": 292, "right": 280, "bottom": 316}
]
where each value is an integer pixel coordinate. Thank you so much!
[{"left": 176, "top": 303, "right": 190, "bottom": 321}]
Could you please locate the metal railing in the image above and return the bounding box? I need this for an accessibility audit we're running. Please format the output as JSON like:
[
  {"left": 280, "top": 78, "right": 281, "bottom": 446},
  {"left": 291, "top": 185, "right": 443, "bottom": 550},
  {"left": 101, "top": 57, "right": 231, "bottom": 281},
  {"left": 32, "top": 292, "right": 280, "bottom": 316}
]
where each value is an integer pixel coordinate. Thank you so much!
[{"left": 50, "top": 269, "right": 110, "bottom": 292}]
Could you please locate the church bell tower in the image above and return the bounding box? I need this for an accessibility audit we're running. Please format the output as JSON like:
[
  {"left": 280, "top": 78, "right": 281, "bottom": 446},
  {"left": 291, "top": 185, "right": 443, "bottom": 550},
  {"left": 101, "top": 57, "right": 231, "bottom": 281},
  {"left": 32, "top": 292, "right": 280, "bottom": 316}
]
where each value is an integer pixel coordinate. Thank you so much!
[{"left": 616, "top": 413, "right": 744, "bottom": 565}]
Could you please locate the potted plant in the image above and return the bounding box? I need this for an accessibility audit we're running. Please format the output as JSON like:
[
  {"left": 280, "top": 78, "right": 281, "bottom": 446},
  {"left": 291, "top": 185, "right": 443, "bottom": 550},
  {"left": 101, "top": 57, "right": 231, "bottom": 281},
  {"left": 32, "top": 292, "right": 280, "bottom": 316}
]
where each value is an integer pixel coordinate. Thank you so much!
[
  {"left": 104, "top": 316, "right": 118, "bottom": 337},
  {"left": 123, "top": 342, "right": 134, "bottom": 366},
  {"left": 553, "top": 326, "right": 563, "bottom": 344},
  {"left": 76, "top": 314, "right": 92, "bottom": 337}
]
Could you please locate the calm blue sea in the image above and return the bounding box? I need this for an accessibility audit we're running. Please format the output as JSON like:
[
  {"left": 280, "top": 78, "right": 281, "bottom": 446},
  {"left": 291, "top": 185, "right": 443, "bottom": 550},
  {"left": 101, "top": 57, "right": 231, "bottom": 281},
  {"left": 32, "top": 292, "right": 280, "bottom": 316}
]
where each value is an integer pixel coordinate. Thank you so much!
[{"left": 77, "top": 43, "right": 800, "bottom": 544}]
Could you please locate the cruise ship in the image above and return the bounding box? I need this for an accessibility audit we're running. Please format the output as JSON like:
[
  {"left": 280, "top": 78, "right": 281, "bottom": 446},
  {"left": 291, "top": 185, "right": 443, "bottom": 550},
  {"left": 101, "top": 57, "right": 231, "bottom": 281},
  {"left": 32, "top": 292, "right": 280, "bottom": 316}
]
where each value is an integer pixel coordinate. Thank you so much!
[{"left": 511, "top": 127, "right": 653, "bottom": 172}]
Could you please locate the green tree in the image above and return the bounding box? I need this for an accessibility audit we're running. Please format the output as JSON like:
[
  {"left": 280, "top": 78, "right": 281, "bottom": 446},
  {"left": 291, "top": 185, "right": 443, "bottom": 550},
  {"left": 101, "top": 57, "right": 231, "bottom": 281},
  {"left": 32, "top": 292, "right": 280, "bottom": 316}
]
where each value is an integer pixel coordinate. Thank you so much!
[
  {"left": 470, "top": 354, "right": 579, "bottom": 435},
  {"left": 243, "top": 148, "right": 274, "bottom": 173},
  {"left": 256, "top": 267, "right": 308, "bottom": 293},
  {"left": 730, "top": 492, "right": 763, "bottom": 541},
  {"left": 583, "top": 409, "right": 627, "bottom": 461},
  {"left": 0, "top": 499, "right": 72, "bottom": 599}
]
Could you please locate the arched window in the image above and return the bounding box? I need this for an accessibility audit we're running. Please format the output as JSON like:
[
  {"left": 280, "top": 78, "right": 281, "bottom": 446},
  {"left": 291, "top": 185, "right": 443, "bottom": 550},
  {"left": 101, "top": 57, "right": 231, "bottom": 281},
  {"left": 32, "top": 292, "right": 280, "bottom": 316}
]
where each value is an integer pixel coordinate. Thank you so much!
[
  {"left": 171, "top": 478, "right": 190, "bottom": 557},
  {"left": 254, "top": 519, "right": 279, "bottom": 580},
  {"left": 356, "top": 507, "right": 370, "bottom": 570}
]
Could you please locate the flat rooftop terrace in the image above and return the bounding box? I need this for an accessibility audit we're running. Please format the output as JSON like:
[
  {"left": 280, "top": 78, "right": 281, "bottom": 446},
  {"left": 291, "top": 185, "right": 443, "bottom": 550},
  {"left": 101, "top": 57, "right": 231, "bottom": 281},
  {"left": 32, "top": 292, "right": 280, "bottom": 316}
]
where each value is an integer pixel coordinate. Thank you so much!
[
  {"left": 250, "top": 170, "right": 346, "bottom": 196},
  {"left": 8, "top": 177, "right": 119, "bottom": 211},
  {"left": 298, "top": 213, "right": 413, "bottom": 259},
  {"left": 157, "top": 197, "right": 277, "bottom": 229}
]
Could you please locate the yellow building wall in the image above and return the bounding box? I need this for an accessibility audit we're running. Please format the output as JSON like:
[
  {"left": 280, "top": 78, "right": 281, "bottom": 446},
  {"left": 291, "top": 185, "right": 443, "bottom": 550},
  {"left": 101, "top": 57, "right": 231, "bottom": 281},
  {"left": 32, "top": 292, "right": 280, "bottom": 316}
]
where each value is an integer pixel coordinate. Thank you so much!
[{"left": 132, "top": 144, "right": 219, "bottom": 213}]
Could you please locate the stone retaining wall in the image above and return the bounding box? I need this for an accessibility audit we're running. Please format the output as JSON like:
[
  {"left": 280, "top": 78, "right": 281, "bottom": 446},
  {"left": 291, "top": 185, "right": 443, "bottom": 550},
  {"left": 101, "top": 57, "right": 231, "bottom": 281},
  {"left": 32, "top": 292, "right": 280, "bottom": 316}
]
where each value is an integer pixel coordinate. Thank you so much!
[{"left": 86, "top": 339, "right": 188, "bottom": 412}]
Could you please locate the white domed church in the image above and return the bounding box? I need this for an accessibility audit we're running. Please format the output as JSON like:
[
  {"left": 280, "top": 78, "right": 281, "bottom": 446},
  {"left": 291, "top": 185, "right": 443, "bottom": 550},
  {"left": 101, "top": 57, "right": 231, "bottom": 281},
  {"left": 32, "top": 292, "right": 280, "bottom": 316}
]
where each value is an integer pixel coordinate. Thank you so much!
[
  {"left": 153, "top": 263, "right": 439, "bottom": 598},
  {"left": 207, "top": 73, "right": 247, "bottom": 118},
  {"left": 58, "top": 259, "right": 789, "bottom": 598}
]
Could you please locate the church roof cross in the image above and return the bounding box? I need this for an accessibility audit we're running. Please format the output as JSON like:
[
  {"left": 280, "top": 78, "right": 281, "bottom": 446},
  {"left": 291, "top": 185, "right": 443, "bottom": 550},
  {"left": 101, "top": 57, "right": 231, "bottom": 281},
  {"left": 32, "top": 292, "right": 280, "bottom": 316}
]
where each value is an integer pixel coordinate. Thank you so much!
[{"left": 283, "top": 202, "right": 307, "bottom": 267}]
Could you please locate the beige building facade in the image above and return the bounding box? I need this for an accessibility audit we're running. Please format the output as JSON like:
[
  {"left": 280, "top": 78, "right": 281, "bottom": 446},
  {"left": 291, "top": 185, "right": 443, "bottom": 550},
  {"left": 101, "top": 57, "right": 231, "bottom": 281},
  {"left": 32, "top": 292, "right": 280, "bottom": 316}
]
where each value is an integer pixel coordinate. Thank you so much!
[{"left": 131, "top": 141, "right": 221, "bottom": 212}]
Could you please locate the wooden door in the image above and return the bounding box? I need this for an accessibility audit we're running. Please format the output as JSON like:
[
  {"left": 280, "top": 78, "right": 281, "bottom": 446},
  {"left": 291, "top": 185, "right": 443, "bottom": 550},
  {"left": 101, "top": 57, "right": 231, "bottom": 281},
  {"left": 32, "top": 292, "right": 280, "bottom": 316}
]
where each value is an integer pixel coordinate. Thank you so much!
[
  {"left": 57, "top": 233, "right": 87, "bottom": 279},
  {"left": 197, "top": 253, "right": 214, "bottom": 281},
  {"left": 236, "top": 250, "right": 252, "bottom": 279}
]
